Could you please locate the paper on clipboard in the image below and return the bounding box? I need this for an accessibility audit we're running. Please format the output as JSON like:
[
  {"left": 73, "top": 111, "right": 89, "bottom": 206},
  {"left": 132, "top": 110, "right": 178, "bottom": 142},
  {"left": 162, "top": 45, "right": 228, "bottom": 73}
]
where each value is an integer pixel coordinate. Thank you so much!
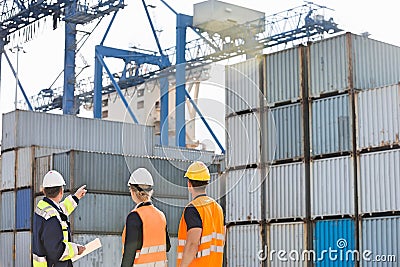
[{"left": 71, "top": 238, "right": 102, "bottom": 262}]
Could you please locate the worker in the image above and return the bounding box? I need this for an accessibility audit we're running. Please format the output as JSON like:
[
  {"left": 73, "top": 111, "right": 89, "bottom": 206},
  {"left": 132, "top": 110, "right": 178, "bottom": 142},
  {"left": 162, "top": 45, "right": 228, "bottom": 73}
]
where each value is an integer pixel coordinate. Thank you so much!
[
  {"left": 121, "top": 167, "right": 171, "bottom": 267},
  {"left": 177, "top": 161, "right": 225, "bottom": 267},
  {"left": 32, "top": 170, "right": 87, "bottom": 267}
]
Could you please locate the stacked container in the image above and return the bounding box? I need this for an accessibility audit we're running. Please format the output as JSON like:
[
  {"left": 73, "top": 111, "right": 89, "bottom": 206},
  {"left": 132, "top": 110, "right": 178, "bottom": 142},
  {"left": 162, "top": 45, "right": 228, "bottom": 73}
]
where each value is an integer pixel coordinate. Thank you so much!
[{"left": 223, "top": 32, "right": 400, "bottom": 266}]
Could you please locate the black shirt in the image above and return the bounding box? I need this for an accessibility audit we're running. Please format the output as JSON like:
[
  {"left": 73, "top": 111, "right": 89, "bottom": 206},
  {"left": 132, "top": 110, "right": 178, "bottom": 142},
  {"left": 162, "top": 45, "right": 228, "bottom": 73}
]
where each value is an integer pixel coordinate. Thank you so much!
[
  {"left": 121, "top": 202, "right": 171, "bottom": 267},
  {"left": 183, "top": 194, "right": 207, "bottom": 231}
]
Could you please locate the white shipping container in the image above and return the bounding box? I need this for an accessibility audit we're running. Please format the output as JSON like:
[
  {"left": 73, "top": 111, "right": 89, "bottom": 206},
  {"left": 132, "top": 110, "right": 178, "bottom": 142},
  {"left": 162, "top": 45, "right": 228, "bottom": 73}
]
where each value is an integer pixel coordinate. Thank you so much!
[
  {"left": 267, "top": 162, "right": 306, "bottom": 220},
  {"left": 16, "top": 147, "right": 33, "bottom": 188},
  {"left": 268, "top": 222, "right": 306, "bottom": 267},
  {"left": 1, "top": 150, "right": 15, "bottom": 190},
  {"left": 0, "top": 232, "right": 14, "bottom": 267},
  {"left": 359, "top": 149, "right": 400, "bottom": 214},
  {"left": 226, "top": 168, "right": 263, "bottom": 223},
  {"left": 357, "top": 83, "right": 400, "bottom": 150},
  {"left": 226, "top": 224, "right": 262, "bottom": 267},
  {"left": 226, "top": 112, "right": 267, "bottom": 168},
  {"left": 0, "top": 191, "right": 16, "bottom": 231},
  {"left": 226, "top": 58, "right": 263, "bottom": 114},
  {"left": 311, "top": 156, "right": 355, "bottom": 218},
  {"left": 15, "top": 231, "right": 31, "bottom": 267}
]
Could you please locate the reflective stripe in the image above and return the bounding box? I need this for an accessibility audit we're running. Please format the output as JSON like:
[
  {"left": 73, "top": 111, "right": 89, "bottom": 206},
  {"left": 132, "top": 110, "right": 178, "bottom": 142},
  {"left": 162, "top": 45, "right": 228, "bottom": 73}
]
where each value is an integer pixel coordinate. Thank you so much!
[
  {"left": 177, "top": 252, "right": 183, "bottom": 260},
  {"left": 178, "top": 232, "right": 225, "bottom": 247},
  {"left": 139, "top": 244, "right": 166, "bottom": 255},
  {"left": 59, "top": 195, "right": 78, "bottom": 215},
  {"left": 133, "top": 260, "right": 167, "bottom": 267},
  {"left": 176, "top": 245, "right": 224, "bottom": 260},
  {"left": 33, "top": 254, "right": 47, "bottom": 262},
  {"left": 178, "top": 239, "right": 186, "bottom": 246}
]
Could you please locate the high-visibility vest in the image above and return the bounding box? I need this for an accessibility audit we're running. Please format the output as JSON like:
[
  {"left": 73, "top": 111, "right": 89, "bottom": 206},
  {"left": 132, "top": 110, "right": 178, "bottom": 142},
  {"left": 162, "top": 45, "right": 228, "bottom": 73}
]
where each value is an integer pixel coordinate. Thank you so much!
[
  {"left": 122, "top": 205, "right": 168, "bottom": 267},
  {"left": 33, "top": 195, "right": 78, "bottom": 267},
  {"left": 177, "top": 196, "right": 225, "bottom": 267}
]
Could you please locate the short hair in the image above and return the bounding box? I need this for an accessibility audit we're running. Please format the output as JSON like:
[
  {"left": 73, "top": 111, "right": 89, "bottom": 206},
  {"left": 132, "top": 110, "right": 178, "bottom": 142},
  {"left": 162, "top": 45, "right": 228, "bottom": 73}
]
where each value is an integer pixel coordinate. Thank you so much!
[
  {"left": 43, "top": 186, "right": 62, "bottom": 198},
  {"left": 188, "top": 179, "right": 208, "bottom": 191}
]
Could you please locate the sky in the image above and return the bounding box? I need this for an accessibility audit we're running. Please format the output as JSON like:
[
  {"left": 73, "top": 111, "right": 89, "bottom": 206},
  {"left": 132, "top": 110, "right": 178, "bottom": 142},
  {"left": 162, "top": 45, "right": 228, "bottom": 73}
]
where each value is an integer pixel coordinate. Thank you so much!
[{"left": 0, "top": 0, "right": 399, "bottom": 148}]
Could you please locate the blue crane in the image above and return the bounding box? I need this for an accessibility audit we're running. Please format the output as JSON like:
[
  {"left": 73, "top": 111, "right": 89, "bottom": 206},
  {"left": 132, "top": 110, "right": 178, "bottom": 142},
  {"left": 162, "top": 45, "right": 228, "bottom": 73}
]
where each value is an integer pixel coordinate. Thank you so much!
[
  {"left": 13, "top": 0, "right": 342, "bottom": 151},
  {"left": 0, "top": 0, "right": 125, "bottom": 114}
]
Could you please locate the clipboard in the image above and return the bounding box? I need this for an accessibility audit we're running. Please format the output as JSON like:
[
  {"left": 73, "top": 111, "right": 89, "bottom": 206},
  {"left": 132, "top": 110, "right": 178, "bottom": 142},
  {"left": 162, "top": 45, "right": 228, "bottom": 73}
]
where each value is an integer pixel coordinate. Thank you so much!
[{"left": 71, "top": 238, "right": 102, "bottom": 262}]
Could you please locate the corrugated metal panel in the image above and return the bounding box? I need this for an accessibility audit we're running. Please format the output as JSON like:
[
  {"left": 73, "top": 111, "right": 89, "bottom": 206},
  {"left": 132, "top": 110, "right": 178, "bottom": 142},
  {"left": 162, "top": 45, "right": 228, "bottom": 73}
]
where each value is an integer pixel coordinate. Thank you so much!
[
  {"left": 72, "top": 234, "right": 122, "bottom": 267},
  {"left": 34, "top": 156, "right": 51, "bottom": 193},
  {"left": 359, "top": 149, "right": 400, "bottom": 214},
  {"left": 308, "top": 33, "right": 400, "bottom": 97},
  {"left": 0, "top": 191, "right": 15, "bottom": 230},
  {"left": 15, "top": 231, "right": 31, "bottom": 267},
  {"left": 71, "top": 193, "right": 132, "bottom": 233},
  {"left": 267, "top": 162, "right": 306, "bottom": 220},
  {"left": 1, "top": 110, "right": 154, "bottom": 155},
  {"left": 265, "top": 46, "right": 302, "bottom": 104},
  {"left": 226, "top": 224, "right": 262, "bottom": 267},
  {"left": 16, "top": 188, "right": 32, "bottom": 230},
  {"left": 16, "top": 147, "right": 33, "bottom": 188},
  {"left": 34, "top": 147, "right": 68, "bottom": 158},
  {"left": 226, "top": 168, "right": 262, "bottom": 223},
  {"left": 352, "top": 34, "right": 400, "bottom": 90},
  {"left": 309, "top": 34, "right": 349, "bottom": 97},
  {"left": 0, "top": 232, "right": 14, "bottom": 267},
  {"left": 268, "top": 222, "right": 306, "bottom": 266},
  {"left": 361, "top": 216, "right": 400, "bottom": 267},
  {"left": 168, "top": 237, "right": 178, "bottom": 266},
  {"left": 152, "top": 197, "right": 187, "bottom": 236},
  {"left": 268, "top": 104, "right": 303, "bottom": 161},
  {"left": 226, "top": 58, "right": 262, "bottom": 114},
  {"left": 153, "top": 145, "right": 216, "bottom": 163},
  {"left": 311, "top": 156, "right": 354, "bottom": 218},
  {"left": 208, "top": 173, "right": 224, "bottom": 204},
  {"left": 311, "top": 95, "right": 352, "bottom": 156},
  {"left": 1, "top": 150, "right": 15, "bottom": 190},
  {"left": 226, "top": 112, "right": 264, "bottom": 167},
  {"left": 314, "top": 219, "right": 356, "bottom": 266},
  {"left": 357, "top": 84, "right": 400, "bottom": 150},
  {"left": 51, "top": 152, "right": 71, "bottom": 192}
]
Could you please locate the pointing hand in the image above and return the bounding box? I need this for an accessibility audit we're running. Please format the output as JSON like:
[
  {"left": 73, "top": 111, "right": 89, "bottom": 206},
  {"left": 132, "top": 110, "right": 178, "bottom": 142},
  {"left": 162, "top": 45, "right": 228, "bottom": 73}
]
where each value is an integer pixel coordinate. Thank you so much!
[{"left": 74, "top": 185, "right": 87, "bottom": 199}]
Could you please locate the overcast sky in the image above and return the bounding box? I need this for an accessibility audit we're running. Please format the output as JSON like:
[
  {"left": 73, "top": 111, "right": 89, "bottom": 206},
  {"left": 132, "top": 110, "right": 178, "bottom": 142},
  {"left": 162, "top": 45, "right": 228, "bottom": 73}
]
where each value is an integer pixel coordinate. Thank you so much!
[{"left": 0, "top": 0, "right": 398, "bottom": 148}]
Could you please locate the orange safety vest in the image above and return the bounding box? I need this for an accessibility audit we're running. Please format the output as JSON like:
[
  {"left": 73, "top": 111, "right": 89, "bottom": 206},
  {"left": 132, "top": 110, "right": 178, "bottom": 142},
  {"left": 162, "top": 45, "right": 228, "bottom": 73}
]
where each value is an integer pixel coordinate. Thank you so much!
[
  {"left": 122, "top": 204, "right": 167, "bottom": 267},
  {"left": 177, "top": 196, "right": 225, "bottom": 267}
]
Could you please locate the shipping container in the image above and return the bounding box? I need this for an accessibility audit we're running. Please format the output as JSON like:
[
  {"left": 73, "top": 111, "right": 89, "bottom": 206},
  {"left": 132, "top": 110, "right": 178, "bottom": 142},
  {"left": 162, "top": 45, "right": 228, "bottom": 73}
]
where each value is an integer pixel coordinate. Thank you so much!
[
  {"left": 72, "top": 234, "right": 122, "bottom": 267},
  {"left": 226, "top": 57, "right": 263, "bottom": 114},
  {"left": 71, "top": 193, "right": 132, "bottom": 234},
  {"left": 50, "top": 151, "right": 190, "bottom": 197},
  {"left": 16, "top": 147, "right": 33, "bottom": 188},
  {"left": 308, "top": 32, "right": 400, "bottom": 97},
  {"left": 264, "top": 46, "right": 303, "bottom": 104},
  {"left": 356, "top": 83, "right": 400, "bottom": 150},
  {"left": 1, "top": 191, "right": 15, "bottom": 231},
  {"left": 268, "top": 222, "right": 306, "bottom": 266},
  {"left": 311, "top": 156, "right": 355, "bottom": 218},
  {"left": 267, "top": 162, "right": 306, "bottom": 220},
  {"left": 152, "top": 196, "right": 187, "bottom": 236},
  {"left": 268, "top": 103, "right": 303, "bottom": 162},
  {"left": 226, "top": 111, "right": 267, "bottom": 167},
  {"left": 34, "top": 155, "right": 52, "bottom": 193},
  {"left": 314, "top": 219, "right": 356, "bottom": 266},
  {"left": 226, "top": 168, "right": 263, "bottom": 223},
  {"left": 153, "top": 145, "right": 216, "bottom": 163},
  {"left": 358, "top": 149, "right": 400, "bottom": 214},
  {"left": 15, "top": 231, "right": 31, "bottom": 267},
  {"left": 1, "top": 110, "right": 154, "bottom": 155},
  {"left": 311, "top": 95, "right": 352, "bottom": 156},
  {"left": 208, "top": 172, "right": 225, "bottom": 205},
  {"left": 360, "top": 216, "right": 399, "bottom": 267},
  {"left": 226, "top": 224, "right": 262, "bottom": 267},
  {"left": 0, "top": 232, "right": 14, "bottom": 267},
  {"left": 1, "top": 150, "right": 15, "bottom": 190},
  {"left": 16, "top": 188, "right": 32, "bottom": 230}
]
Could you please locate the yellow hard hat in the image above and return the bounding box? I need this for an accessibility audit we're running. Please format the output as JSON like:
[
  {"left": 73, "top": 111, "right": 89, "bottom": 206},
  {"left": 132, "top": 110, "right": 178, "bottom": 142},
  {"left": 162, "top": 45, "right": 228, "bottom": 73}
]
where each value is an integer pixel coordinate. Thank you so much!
[{"left": 185, "top": 161, "right": 210, "bottom": 181}]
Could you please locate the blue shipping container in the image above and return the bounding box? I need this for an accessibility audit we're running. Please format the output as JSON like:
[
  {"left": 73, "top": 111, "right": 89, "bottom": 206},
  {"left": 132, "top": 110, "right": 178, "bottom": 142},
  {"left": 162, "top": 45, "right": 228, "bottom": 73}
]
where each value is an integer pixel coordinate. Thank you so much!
[
  {"left": 314, "top": 219, "right": 355, "bottom": 266},
  {"left": 16, "top": 188, "right": 32, "bottom": 229}
]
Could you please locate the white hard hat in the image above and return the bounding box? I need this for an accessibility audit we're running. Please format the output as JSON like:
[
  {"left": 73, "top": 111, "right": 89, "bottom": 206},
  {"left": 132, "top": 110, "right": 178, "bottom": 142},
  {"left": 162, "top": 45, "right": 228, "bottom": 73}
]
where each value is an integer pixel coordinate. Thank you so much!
[
  {"left": 43, "top": 170, "right": 66, "bottom": 188},
  {"left": 127, "top": 168, "right": 154, "bottom": 186}
]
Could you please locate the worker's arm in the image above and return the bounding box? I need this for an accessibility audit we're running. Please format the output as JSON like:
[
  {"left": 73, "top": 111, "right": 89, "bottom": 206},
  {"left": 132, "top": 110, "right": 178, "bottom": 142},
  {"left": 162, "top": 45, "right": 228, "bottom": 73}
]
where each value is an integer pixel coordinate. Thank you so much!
[
  {"left": 41, "top": 217, "right": 79, "bottom": 262},
  {"left": 121, "top": 212, "right": 142, "bottom": 267},
  {"left": 180, "top": 227, "right": 202, "bottom": 267}
]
